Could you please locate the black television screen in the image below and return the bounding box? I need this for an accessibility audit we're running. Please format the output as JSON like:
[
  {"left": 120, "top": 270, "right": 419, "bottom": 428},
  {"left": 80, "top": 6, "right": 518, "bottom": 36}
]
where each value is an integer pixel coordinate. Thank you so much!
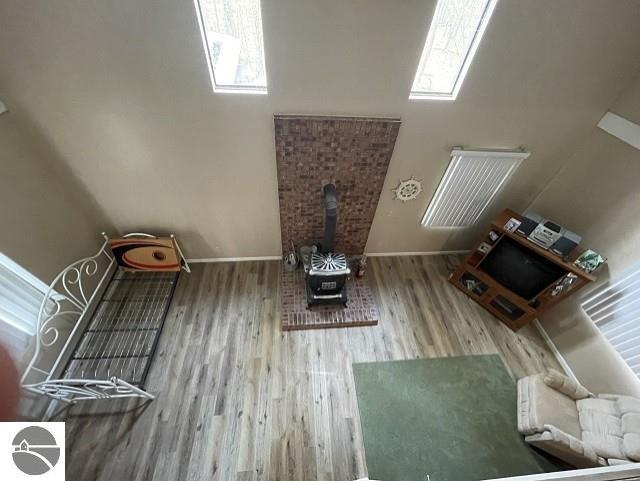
[{"left": 479, "top": 236, "right": 566, "bottom": 300}]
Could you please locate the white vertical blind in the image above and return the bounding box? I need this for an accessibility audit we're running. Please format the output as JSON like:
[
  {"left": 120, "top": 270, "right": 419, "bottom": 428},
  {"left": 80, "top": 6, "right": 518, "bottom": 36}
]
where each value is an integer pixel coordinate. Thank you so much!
[
  {"left": 421, "top": 149, "right": 529, "bottom": 227},
  {"left": 582, "top": 265, "right": 640, "bottom": 377},
  {"left": 0, "top": 253, "right": 45, "bottom": 360}
]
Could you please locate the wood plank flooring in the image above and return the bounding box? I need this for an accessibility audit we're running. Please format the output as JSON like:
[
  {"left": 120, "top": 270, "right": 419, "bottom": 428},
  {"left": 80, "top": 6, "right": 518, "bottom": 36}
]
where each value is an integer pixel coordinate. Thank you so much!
[{"left": 60, "top": 255, "right": 562, "bottom": 481}]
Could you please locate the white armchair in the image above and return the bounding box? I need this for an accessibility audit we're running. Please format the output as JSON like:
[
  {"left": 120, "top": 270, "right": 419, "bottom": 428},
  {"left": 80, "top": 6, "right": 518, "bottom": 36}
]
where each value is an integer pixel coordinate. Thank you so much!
[{"left": 517, "top": 370, "right": 640, "bottom": 468}]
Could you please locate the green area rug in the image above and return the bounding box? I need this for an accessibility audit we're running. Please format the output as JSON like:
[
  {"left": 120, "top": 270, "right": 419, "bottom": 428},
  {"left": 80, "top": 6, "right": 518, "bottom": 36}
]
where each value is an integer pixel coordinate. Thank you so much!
[{"left": 353, "top": 355, "right": 559, "bottom": 481}]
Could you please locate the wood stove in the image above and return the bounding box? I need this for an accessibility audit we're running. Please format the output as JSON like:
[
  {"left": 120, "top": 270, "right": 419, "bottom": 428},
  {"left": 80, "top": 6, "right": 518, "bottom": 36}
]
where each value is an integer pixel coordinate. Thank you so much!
[{"left": 306, "top": 184, "right": 351, "bottom": 308}]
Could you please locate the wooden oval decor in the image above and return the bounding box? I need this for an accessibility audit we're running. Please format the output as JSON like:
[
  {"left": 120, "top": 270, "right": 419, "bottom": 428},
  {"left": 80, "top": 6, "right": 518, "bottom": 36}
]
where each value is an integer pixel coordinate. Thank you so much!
[{"left": 108, "top": 237, "right": 181, "bottom": 272}]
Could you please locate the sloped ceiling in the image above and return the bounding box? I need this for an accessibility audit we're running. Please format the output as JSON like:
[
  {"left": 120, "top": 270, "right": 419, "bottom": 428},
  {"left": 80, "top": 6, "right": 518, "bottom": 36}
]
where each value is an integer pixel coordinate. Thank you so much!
[{"left": 1, "top": 0, "right": 639, "bottom": 257}]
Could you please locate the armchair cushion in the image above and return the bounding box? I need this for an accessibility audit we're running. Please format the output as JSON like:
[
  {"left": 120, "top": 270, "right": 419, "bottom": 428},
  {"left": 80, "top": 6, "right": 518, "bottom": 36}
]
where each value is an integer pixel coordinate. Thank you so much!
[
  {"left": 577, "top": 398, "right": 618, "bottom": 415},
  {"left": 577, "top": 399, "right": 622, "bottom": 437},
  {"left": 617, "top": 396, "right": 640, "bottom": 415},
  {"left": 622, "top": 413, "right": 640, "bottom": 461},
  {"left": 622, "top": 412, "right": 640, "bottom": 433},
  {"left": 578, "top": 397, "right": 625, "bottom": 459},
  {"left": 623, "top": 433, "right": 640, "bottom": 461},
  {"left": 582, "top": 431, "right": 625, "bottom": 460},
  {"left": 543, "top": 369, "right": 591, "bottom": 400},
  {"left": 612, "top": 397, "right": 640, "bottom": 461}
]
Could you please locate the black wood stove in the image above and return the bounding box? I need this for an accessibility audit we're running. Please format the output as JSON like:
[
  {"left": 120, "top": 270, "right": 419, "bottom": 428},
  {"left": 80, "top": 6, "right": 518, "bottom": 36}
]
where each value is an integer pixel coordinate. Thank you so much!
[{"left": 306, "top": 184, "right": 351, "bottom": 308}]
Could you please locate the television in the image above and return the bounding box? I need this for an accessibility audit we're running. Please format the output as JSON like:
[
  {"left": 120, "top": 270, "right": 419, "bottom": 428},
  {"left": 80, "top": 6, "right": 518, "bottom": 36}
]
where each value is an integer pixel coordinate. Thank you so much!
[{"left": 479, "top": 236, "right": 566, "bottom": 300}]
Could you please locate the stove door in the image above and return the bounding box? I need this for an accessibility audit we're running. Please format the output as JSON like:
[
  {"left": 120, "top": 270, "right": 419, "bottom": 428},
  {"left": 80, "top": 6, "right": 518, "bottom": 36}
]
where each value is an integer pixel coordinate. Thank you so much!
[{"left": 307, "top": 273, "right": 347, "bottom": 295}]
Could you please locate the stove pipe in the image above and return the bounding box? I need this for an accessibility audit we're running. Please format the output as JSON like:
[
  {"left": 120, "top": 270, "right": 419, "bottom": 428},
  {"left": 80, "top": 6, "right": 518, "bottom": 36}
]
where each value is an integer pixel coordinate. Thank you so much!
[{"left": 321, "top": 183, "right": 337, "bottom": 254}]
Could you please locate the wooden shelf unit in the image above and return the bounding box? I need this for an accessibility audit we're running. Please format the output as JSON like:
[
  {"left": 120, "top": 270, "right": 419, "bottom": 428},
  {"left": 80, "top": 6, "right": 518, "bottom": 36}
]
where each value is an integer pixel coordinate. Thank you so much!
[{"left": 449, "top": 209, "right": 597, "bottom": 331}]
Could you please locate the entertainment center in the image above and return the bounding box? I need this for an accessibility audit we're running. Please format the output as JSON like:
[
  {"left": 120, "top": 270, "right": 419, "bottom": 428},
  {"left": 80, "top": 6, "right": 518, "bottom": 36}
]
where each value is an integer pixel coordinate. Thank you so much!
[{"left": 449, "top": 209, "right": 598, "bottom": 330}]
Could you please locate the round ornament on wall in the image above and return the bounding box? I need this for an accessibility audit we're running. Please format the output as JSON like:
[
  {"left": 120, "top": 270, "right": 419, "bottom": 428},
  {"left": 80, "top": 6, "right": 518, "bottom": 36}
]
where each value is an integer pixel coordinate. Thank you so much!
[{"left": 392, "top": 177, "right": 423, "bottom": 202}]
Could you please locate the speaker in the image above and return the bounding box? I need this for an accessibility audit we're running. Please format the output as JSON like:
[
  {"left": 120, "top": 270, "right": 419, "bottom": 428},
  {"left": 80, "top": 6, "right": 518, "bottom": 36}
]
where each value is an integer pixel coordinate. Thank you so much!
[
  {"left": 551, "top": 231, "right": 582, "bottom": 258},
  {"left": 516, "top": 212, "right": 544, "bottom": 237}
]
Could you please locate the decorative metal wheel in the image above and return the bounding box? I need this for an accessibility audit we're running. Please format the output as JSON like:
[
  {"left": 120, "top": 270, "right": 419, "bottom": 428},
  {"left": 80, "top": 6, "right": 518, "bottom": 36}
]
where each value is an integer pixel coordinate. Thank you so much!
[
  {"left": 392, "top": 177, "right": 423, "bottom": 202},
  {"left": 310, "top": 252, "right": 348, "bottom": 272}
]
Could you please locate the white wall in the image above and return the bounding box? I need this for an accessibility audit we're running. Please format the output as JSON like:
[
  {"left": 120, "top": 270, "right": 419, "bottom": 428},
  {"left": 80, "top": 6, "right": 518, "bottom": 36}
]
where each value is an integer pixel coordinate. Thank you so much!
[
  {"left": 0, "top": 0, "right": 639, "bottom": 260},
  {"left": 529, "top": 72, "right": 640, "bottom": 396},
  {"left": 0, "top": 110, "right": 112, "bottom": 282}
]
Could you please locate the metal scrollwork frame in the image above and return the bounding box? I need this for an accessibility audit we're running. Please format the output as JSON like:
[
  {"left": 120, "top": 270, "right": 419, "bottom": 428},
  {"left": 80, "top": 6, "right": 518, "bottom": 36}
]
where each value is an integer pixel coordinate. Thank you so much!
[
  {"left": 24, "top": 378, "right": 154, "bottom": 403},
  {"left": 20, "top": 233, "right": 158, "bottom": 405}
]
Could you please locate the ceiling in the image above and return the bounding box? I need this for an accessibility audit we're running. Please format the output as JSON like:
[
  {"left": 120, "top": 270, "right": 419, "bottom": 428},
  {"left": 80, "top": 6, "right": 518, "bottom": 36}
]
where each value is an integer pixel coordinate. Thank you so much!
[{"left": 1, "top": 0, "right": 639, "bottom": 257}]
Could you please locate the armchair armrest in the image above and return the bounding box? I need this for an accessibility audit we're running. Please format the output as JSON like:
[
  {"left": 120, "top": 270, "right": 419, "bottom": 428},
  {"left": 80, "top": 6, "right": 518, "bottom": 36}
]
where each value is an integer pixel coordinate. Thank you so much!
[
  {"left": 544, "top": 424, "right": 597, "bottom": 459},
  {"left": 525, "top": 424, "right": 604, "bottom": 468},
  {"left": 517, "top": 374, "right": 582, "bottom": 438}
]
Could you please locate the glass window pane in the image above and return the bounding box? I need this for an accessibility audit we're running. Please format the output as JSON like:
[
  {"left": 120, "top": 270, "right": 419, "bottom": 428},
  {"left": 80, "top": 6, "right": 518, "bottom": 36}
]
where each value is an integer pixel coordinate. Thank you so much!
[
  {"left": 411, "top": 0, "right": 496, "bottom": 99},
  {"left": 196, "top": 0, "right": 267, "bottom": 92}
]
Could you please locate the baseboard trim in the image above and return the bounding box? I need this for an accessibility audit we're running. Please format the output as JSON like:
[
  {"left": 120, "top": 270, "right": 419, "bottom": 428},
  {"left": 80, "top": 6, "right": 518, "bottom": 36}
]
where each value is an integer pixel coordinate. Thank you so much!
[
  {"left": 188, "top": 251, "right": 471, "bottom": 263},
  {"left": 532, "top": 318, "right": 578, "bottom": 382},
  {"left": 187, "top": 256, "right": 282, "bottom": 263},
  {"left": 365, "top": 250, "right": 471, "bottom": 257}
]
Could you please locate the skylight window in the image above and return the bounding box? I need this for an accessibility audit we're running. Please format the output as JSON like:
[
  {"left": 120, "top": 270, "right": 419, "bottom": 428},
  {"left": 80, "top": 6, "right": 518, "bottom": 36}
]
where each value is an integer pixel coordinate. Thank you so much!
[
  {"left": 410, "top": 0, "right": 498, "bottom": 100},
  {"left": 194, "top": 0, "right": 268, "bottom": 94}
]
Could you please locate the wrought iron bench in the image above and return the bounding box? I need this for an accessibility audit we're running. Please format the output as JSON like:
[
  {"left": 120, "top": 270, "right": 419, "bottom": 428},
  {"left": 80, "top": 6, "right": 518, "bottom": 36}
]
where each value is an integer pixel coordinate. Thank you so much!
[{"left": 21, "top": 233, "right": 189, "bottom": 406}]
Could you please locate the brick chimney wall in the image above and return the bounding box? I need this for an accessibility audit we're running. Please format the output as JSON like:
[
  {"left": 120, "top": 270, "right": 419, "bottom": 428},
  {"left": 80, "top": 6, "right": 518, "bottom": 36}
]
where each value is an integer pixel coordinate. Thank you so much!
[{"left": 274, "top": 115, "right": 400, "bottom": 255}]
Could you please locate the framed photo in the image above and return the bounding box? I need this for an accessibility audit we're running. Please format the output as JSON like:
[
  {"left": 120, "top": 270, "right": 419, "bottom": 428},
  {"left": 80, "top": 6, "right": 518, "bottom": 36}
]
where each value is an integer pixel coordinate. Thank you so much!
[
  {"left": 574, "top": 249, "right": 606, "bottom": 273},
  {"left": 504, "top": 217, "right": 521, "bottom": 232},
  {"left": 478, "top": 242, "right": 492, "bottom": 254},
  {"left": 488, "top": 230, "right": 500, "bottom": 243}
]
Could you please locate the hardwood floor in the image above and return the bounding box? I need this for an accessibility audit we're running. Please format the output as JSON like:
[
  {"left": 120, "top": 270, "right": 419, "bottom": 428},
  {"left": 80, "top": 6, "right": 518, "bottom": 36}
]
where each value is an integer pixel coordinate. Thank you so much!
[{"left": 60, "top": 256, "right": 561, "bottom": 481}]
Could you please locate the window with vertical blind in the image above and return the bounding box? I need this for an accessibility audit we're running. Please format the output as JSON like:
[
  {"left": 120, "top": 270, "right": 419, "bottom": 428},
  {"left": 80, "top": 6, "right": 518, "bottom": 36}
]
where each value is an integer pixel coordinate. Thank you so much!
[
  {"left": 421, "top": 149, "right": 529, "bottom": 227},
  {"left": 582, "top": 264, "right": 640, "bottom": 378},
  {"left": 0, "top": 253, "right": 47, "bottom": 360}
]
